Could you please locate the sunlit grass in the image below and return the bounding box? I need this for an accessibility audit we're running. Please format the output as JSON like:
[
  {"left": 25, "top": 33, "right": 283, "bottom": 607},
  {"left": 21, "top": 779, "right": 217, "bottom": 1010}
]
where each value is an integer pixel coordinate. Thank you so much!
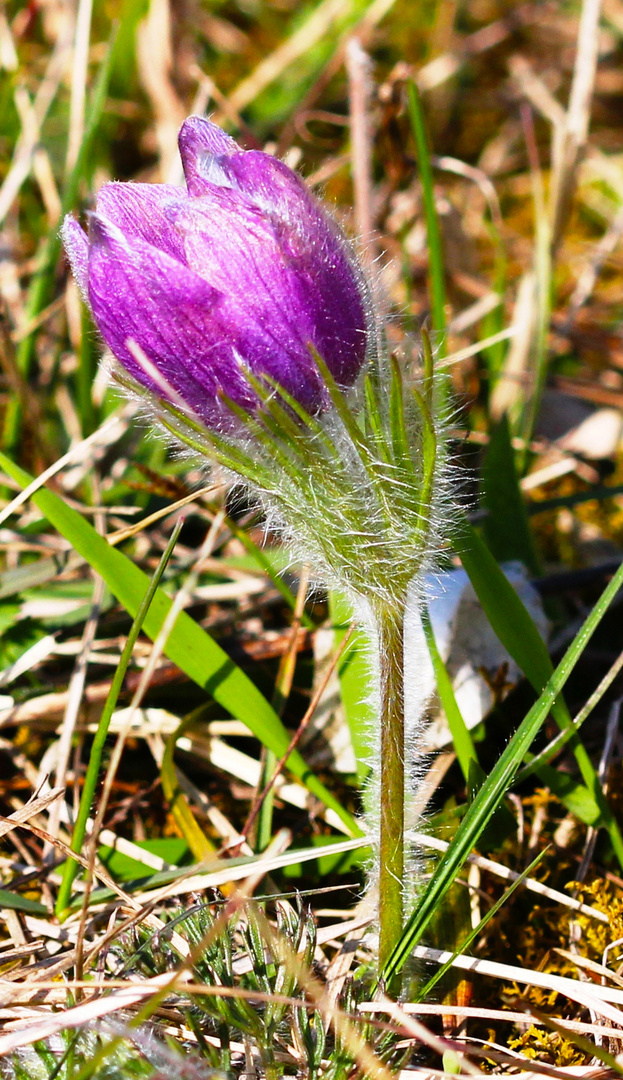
[{"left": 1, "top": 0, "right": 623, "bottom": 1074}]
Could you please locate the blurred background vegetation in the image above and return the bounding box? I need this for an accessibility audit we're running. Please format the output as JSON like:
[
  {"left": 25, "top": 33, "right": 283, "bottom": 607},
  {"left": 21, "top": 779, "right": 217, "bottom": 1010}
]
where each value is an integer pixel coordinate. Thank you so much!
[{"left": 2, "top": 0, "right": 623, "bottom": 1075}]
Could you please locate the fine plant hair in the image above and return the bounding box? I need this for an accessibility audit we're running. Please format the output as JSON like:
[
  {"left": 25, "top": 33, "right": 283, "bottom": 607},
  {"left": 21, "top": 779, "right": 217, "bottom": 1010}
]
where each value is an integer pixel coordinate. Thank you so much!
[
  {"left": 113, "top": 329, "right": 459, "bottom": 928},
  {"left": 120, "top": 335, "right": 457, "bottom": 613}
]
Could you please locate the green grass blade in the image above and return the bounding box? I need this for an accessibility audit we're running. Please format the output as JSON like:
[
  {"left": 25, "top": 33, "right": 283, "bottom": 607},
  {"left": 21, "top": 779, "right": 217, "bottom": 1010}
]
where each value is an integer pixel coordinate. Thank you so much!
[
  {"left": 330, "top": 591, "right": 372, "bottom": 784},
  {"left": 381, "top": 556, "right": 623, "bottom": 984},
  {"left": 528, "top": 762, "right": 601, "bottom": 825},
  {"left": 421, "top": 606, "right": 478, "bottom": 781},
  {"left": 55, "top": 518, "right": 184, "bottom": 918},
  {"left": 0, "top": 890, "right": 47, "bottom": 915},
  {"left": 459, "top": 521, "right": 623, "bottom": 863},
  {"left": 518, "top": 649, "right": 623, "bottom": 782},
  {"left": 162, "top": 716, "right": 219, "bottom": 862},
  {"left": 520, "top": 120, "right": 552, "bottom": 454},
  {"left": 481, "top": 414, "right": 541, "bottom": 576},
  {"left": 415, "top": 846, "right": 548, "bottom": 1002},
  {"left": 407, "top": 81, "right": 447, "bottom": 356},
  {"left": 480, "top": 249, "right": 508, "bottom": 382},
  {"left": 459, "top": 522, "right": 554, "bottom": 700},
  {"left": 528, "top": 481, "right": 623, "bottom": 516},
  {"left": 0, "top": 451, "right": 360, "bottom": 837}
]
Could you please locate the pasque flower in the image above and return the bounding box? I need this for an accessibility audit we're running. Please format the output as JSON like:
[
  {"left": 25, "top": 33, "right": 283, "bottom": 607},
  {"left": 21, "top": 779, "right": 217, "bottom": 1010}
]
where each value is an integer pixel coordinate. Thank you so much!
[
  {"left": 64, "top": 115, "right": 454, "bottom": 995},
  {"left": 63, "top": 116, "right": 369, "bottom": 428}
]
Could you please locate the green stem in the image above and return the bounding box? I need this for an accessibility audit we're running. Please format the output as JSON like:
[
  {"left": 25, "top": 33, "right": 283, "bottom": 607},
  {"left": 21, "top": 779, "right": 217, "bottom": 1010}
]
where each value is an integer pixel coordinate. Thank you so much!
[{"left": 376, "top": 606, "right": 405, "bottom": 995}]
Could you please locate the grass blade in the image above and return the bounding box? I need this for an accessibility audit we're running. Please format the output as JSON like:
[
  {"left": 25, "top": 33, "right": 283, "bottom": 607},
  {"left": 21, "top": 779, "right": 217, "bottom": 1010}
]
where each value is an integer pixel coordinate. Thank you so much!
[
  {"left": 415, "top": 846, "right": 548, "bottom": 1002},
  {"left": 459, "top": 521, "right": 623, "bottom": 863},
  {"left": 459, "top": 522, "right": 554, "bottom": 699},
  {"left": 407, "top": 81, "right": 447, "bottom": 357},
  {"left": 55, "top": 519, "right": 184, "bottom": 917},
  {"left": 330, "top": 591, "right": 371, "bottom": 784},
  {"left": 0, "top": 450, "right": 360, "bottom": 837},
  {"left": 3, "top": 31, "right": 116, "bottom": 451},
  {"left": 421, "top": 606, "right": 478, "bottom": 781},
  {"left": 161, "top": 715, "right": 219, "bottom": 862},
  {"left": 481, "top": 414, "right": 540, "bottom": 576}
]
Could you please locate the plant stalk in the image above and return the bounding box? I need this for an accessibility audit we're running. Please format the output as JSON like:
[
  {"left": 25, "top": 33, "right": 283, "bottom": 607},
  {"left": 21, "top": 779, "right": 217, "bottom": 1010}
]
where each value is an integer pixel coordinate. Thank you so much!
[{"left": 376, "top": 606, "right": 405, "bottom": 995}]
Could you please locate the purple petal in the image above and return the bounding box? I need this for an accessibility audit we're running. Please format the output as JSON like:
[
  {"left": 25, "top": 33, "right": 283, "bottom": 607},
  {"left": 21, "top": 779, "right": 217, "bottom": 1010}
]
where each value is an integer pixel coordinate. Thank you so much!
[
  {"left": 170, "top": 186, "right": 367, "bottom": 389},
  {"left": 170, "top": 192, "right": 324, "bottom": 390},
  {"left": 178, "top": 116, "right": 238, "bottom": 197},
  {"left": 62, "top": 215, "right": 89, "bottom": 300},
  {"left": 64, "top": 116, "right": 368, "bottom": 429},
  {"left": 95, "top": 182, "right": 188, "bottom": 262},
  {"left": 86, "top": 214, "right": 255, "bottom": 426},
  {"left": 288, "top": 227, "right": 369, "bottom": 386},
  {"left": 171, "top": 187, "right": 288, "bottom": 296},
  {"left": 213, "top": 150, "right": 320, "bottom": 228},
  {"left": 183, "top": 151, "right": 368, "bottom": 384}
]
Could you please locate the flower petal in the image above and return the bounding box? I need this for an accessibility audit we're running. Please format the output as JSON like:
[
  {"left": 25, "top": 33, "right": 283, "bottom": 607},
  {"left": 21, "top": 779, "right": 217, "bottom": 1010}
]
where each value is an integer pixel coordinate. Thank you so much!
[
  {"left": 63, "top": 116, "right": 369, "bottom": 428},
  {"left": 170, "top": 185, "right": 367, "bottom": 389},
  {"left": 95, "top": 182, "right": 188, "bottom": 262},
  {"left": 213, "top": 150, "right": 319, "bottom": 228},
  {"left": 178, "top": 115, "right": 238, "bottom": 197},
  {"left": 62, "top": 216, "right": 89, "bottom": 301},
  {"left": 169, "top": 191, "right": 324, "bottom": 395},
  {"left": 286, "top": 224, "right": 369, "bottom": 386},
  {"left": 86, "top": 214, "right": 254, "bottom": 426}
]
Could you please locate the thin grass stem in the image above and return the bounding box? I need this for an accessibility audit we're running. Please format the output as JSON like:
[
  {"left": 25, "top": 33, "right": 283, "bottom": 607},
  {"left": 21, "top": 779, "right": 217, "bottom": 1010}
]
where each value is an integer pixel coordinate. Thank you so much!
[{"left": 55, "top": 518, "right": 183, "bottom": 918}]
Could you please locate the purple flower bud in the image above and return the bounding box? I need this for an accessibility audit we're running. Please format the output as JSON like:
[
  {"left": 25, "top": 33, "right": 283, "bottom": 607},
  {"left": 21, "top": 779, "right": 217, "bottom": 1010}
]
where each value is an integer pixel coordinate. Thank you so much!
[{"left": 63, "top": 116, "right": 369, "bottom": 429}]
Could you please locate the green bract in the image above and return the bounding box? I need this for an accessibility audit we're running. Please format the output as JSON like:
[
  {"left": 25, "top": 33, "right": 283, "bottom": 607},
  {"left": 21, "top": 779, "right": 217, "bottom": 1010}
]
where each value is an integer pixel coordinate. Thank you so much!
[{"left": 133, "top": 339, "right": 449, "bottom": 621}]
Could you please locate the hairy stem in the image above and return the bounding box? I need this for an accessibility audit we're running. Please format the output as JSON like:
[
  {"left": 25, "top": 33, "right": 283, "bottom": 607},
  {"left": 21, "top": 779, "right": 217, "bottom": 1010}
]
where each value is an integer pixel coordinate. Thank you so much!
[{"left": 377, "top": 606, "right": 405, "bottom": 994}]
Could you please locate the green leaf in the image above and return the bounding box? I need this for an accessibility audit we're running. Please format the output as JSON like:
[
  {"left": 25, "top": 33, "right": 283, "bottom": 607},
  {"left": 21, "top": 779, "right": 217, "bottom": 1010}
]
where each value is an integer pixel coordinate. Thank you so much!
[
  {"left": 330, "top": 591, "right": 372, "bottom": 784},
  {"left": 458, "top": 521, "right": 623, "bottom": 861},
  {"left": 0, "top": 890, "right": 46, "bottom": 915},
  {"left": 99, "top": 838, "right": 190, "bottom": 880},
  {"left": 459, "top": 523, "right": 554, "bottom": 702},
  {"left": 481, "top": 414, "right": 541, "bottom": 576},
  {"left": 0, "top": 603, "right": 20, "bottom": 636},
  {"left": 56, "top": 519, "right": 185, "bottom": 917},
  {"left": 531, "top": 763, "right": 601, "bottom": 825},
  {"left": 0, "top": 613, "right": 47, "bottom": 670},
  {"left": 0, "top": 451, "right": 360, "bottom": 838},
  {"left": 421, "top": 606, "right": 477, "bottom": 781}
]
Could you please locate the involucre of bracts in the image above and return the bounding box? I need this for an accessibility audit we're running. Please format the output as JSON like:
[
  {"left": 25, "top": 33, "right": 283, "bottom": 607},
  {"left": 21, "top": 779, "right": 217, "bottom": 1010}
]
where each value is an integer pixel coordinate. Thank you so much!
[{"left": 144, "top": 341, "right": 453, "bottom": 617}]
